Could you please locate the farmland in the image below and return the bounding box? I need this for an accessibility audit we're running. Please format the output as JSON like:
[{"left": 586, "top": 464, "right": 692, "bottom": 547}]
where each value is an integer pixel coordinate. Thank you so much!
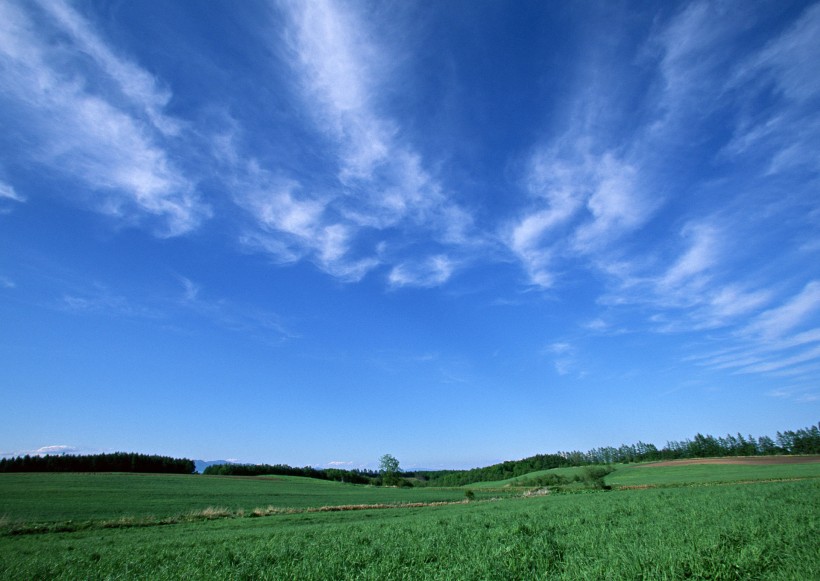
[
  {"left": 607, "top": 457, "right": 820, "bottom": 488},
  {"left": 1, "top": 458, "right": 818, "bottom": 579},
  {"left": 0, "top": 473, "right": 505, "bottom": 526}
]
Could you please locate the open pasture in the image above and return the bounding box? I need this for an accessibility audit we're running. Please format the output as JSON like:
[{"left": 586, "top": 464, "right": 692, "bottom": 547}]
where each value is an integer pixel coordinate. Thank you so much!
[
  {"left": 1, "top": 478, "right": 817, "bottom": 580},
  {"left": 468, "top": 466, "right": 592, "bottom": 488},
  {"left": 0, "top": 473, "right": 499, "bottom": 526},
  {"left": 1, "top": 460, "right": 818, "bottom": 578},
  {"left": 606, "top": 455, "right": 820, "bottom": 488}
]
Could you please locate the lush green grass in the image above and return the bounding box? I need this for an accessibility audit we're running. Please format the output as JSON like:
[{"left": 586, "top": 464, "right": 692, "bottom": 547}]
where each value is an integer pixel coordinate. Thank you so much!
[
  {"left": 607, "top": 461, "right": 820, "bottom": 488},
  {"left": 0, "top": 473, "right": 500, "bottom": 524},
  {"left": 1, "top": 480, "right": 817, "bottom": 579},
  {"left": 469, "top": 460, "right": 820, "bottom": 491},
  {"left": 468, "top": 466, "right": 592, "bottom": 488},
  {"left": 1, "top": 462, "right": 818, "bottom": 579}
]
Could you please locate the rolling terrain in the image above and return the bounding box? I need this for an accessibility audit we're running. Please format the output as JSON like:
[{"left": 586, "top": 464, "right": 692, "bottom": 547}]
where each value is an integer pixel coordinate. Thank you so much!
[{"left": 1, "top": 456, "right": 818, "bottom": 579}]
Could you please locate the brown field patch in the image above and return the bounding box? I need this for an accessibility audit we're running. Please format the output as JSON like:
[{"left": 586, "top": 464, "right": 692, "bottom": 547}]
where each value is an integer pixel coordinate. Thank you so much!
[{"left": 637, "top": 455, "right": 820, "bottom": 468}]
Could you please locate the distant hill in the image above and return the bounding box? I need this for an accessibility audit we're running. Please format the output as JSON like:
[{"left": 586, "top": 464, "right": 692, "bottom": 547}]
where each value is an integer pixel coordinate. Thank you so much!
[
  {"left": 194, "top": 460, "right": 234, "bottom": 473},
  {"left": 411, "top": 422, "right": 820, "bottom": 487}
]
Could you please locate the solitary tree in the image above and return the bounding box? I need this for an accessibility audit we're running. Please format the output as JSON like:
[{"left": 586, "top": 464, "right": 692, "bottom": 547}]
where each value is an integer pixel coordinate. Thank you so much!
[{"left": 379, "top": 453, "right": 400, "bottom": 486}]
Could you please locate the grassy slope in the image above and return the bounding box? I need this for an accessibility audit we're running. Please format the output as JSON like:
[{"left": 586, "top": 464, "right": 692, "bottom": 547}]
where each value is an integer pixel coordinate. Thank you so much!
[
  {"left": 606, "top": 461, "right": 820, "bottom": 488},
  {"left": 0, "top": 474, "right": 500, "bottom": 524},
  {"left": 468, "top": 458, "right": 820, "bottom": 489},
  {"left": 4, "top": 461, "right": 817, "bottom": 525},
  {"left": 467, "top": 466, "right": 592, "bottom": 488},
  {"left": 1, "top": 480, "right": 817, "bottom": 579}
]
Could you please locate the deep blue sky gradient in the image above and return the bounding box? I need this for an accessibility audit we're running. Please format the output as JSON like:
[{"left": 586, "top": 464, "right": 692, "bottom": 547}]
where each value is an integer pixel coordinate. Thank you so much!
[{"left": 1, "top": 0, "right": 818, "bottom": 469}]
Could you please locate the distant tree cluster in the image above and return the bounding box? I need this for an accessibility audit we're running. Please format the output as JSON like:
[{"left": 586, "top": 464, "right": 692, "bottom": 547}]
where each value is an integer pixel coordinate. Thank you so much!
[
  {"left": 574, "top": 423, "right": 820, "bottom": 464},
  {"left": 411, "top": 423, "right": 820, "bottom": 487},
  {"left": 202, "top": 462, "right": 378, "bottom": 484},
  {"left": 201, "top": 424, "right": 819, "bottom": 488},
  {"left": 517, "top": 466, "right": 615, "bottom": 491},
  {"left": 409, "top": 453, "right": 574, "bottom": 487},
  {"left": 0, "top": 452, "right": 195, "bottom": 474},
  {"left": 379, "top": 454, "right": 401, "bottom": 485}
]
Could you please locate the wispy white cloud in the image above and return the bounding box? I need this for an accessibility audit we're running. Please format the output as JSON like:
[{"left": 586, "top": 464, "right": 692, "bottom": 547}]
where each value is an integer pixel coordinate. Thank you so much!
[
  {"left": 0, "top": 179, "right": 24, "bottom": 214},
  {"left": 51, "top": 272, "right": 294, "bottom": 344},
  {"left": 230, "top": 160, "right": 380, "bottom": 282},
  {"left": 507, "top": 142, "right": 652, "bottom": 289},
  {"left": 507, "top": 148, "right": 587, "bottom": 288},
  {"left": 599, "top": 217, "right": 775, "bottom": 330},
  {"left": 0, "top": 0, "right": 600, "bottom": 295},
  {"left": 34, "top": 0, "right": 180, "bottom": 136},
  {"left": 742, "top": 281, "right": 820, "bottom": 341},
  {"left": 572, "top": 154, "right": 649, "bottom": 254},
  {"left": 705, "top": 286, "right": 773, "bottom": 322},
  {"left": 287, "top": 0, "right": 391, "bottom": 181},
  {"left": 60, "top": 287, "right": 162, "bottom": 319},
  {"left": 737, "top": 344, "right": 820, "bottom": 375},
  {"left": 544, "top": 341, "right": 580, "bottom": 376},
  {"left": 766, "top": 379, "right": 819, "bottom": 403},
  {"left": 0, "top": 0, "right": 208, "bottom": 236},
  {"left": 179, "top": 276, "right": 200, "bottom": 303},
  {"left": 174, "top": 276, "right": 296, "bottom": 343},
  {"left": 683, "top": 284, "right": 820, "bottom": 383},
  {"left": 658, "top": 223, "right": 718, "bottom": 293},
  {"left": 547, "top": 342, "right": 572, "bottom": 355},
  {"left": 1, "top": 0, "right": 816, "bottom": 397},
  {"left": 388, "top": 255, "right": 454, "bottom": 288},
  {"left": 227, "top": 0, "right": 478, "bottom": 285},
  {"left": 698, "top": 328, "right": 820, "bottom": 371},
  {"left": 649, "top": 1, "right": 749, "bottom": 123},
  {"left": 0, "top": 180, "right": 24, "bottom": 203},
  {"left": 726, "top": 2, "right": 820, "bottom": 175},
  {"left": 506, "top": 2, "right": 820, "bottom": 387}
]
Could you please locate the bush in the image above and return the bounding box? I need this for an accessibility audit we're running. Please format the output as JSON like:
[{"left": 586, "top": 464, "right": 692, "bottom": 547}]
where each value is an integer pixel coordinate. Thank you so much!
[
  {"left": 580, "top": 466, "right": 614, "bottom": 489},
  {"left": 520, "top": 473, "right": 569, "bottom": 488}
]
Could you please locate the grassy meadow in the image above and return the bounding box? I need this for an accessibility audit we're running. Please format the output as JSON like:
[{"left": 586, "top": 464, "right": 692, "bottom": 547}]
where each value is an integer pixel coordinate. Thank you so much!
[
  {"left": 469, "top": 466, "right": 592, "bottom": 488},
  {"left": 0, "top": 473, "right": 503, "bottom": 526},
  {"left": 606, "top": 460, "right": 820, "bottom": 488},
  {"left": 1, "top": 460, "right": 818, "bottom": 579}
]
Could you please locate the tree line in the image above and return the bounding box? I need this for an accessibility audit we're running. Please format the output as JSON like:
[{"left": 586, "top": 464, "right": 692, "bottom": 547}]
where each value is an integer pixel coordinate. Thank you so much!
[
  {"left": 0, "top": 452, "right": 195, "bottom": 474},
  {"left": 411, "top": 422, "right": 820, "bottom": 487},
  {"left": 569, "top": 423, "right": 820, "bottom": 465},
  {"left": 203, "top": 423, "right": 818, "bottom": 488},
  {"left": 2, "top": 423, "right": 815, "bottom": 483},
  {"left": 202, "top": 462, "right": 379, "bottom": 484},
  {"left": 409, "top": 453, "right": 574, "bottom": 487}
]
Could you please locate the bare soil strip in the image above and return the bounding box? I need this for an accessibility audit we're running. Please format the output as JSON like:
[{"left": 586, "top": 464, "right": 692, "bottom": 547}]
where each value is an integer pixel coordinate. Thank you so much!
[{"left": 635, "top": 455, "right": 820, "bottom": 468}]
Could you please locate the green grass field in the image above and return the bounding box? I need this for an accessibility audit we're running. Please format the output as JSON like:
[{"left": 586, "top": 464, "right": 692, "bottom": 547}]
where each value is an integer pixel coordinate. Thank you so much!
[
  {"left": 469, "top": 458, "right": 820, "bottom": 490},
  {"left": 1, "top": 460, "right": 818, "bottom": 579},
  {"left": 0, "top": 473, "right": 504, "bottom": 525},
  {"left": 606, "top": 460, "right": 820, "bottom": 488},
  {"left": 468, "top": 466, "right": 592, "bottom": 488}
]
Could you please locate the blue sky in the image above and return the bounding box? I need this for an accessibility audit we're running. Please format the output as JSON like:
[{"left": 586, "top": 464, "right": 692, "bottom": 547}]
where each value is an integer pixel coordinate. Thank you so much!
[{"left": 1, "top": 0, "right": 818, "bottom": 469}]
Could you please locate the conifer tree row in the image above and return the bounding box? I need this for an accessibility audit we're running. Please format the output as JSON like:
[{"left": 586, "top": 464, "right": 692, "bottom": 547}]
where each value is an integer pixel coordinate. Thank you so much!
[
  {"left": 411, "top": 422, "right": 820, "bottom": 486},
  {"left": 0, "top": 452, "right": 195, "bottom": 474}
]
